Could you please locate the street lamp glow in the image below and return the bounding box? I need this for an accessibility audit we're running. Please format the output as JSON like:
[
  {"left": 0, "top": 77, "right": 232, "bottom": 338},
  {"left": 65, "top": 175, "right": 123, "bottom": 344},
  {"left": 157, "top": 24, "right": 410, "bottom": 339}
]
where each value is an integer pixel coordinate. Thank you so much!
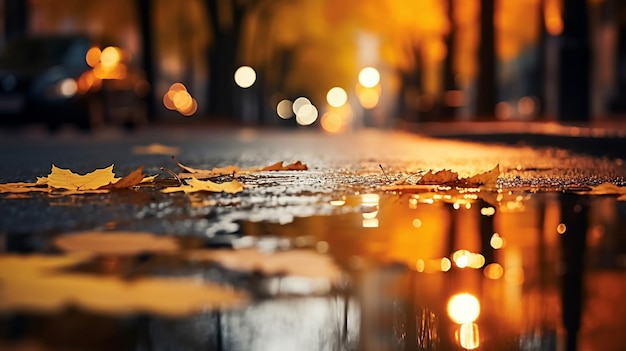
[
  {"left": 296, "top": 104, "right": 318, "bottom": 126},
  {"left": 234, "top": 66, "right": 256, "bottom": 88},
  {"left": 326, "top": 87, "right": 348, "bottom": 107},
  {"left": 447, "top": 293, "right": 480, "bottom": 324},
  {"left": 276, "top": 99, "right": 294, "bottom": 119},
  {"left": 358, "top": 67, "right": 380, "bottom": 88},
  {"left": 292, "top": 97, "right": 311, "bottom": 114}
]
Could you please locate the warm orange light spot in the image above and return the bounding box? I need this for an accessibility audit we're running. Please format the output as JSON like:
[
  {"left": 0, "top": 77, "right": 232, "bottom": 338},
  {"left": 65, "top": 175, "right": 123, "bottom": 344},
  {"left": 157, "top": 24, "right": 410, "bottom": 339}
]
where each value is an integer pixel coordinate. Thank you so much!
[
  {"left": 440, "top": 257, "right": 452, "bottom": 272},
  {"left": 412, "top": 218, "right": 422, "bottom": 228},
  {"left": 484, "top": 263, "right": 503, "bottom": 279},
  {"left": 172, "top": 90, "right": 193, "bottom": 111},
  {"left": 179, "top": 98, "right": 198, "bottom": 117},
  {"left": 447, "top": 293, "right": 480, "bottom": 324},
  {"left": 490, "top": 233, "right": 504, "bottom": 249},
  {"left": 356, "top": 85, "right": 381, "bottom": 109},
  {"left": 100, "top": 46, "right": 121, "bottom": 68},
  {"left": 557, "top": 223, "right": 566, "bottom": 234},
  {"left": 85, "top": 47, "right": 101, "bottom": 67},
  {"left": 545, "top": 0, "right": 563, "bottom": 36},
  {"left": 320, "top": 112, "right": 343, "bottom": 133}
]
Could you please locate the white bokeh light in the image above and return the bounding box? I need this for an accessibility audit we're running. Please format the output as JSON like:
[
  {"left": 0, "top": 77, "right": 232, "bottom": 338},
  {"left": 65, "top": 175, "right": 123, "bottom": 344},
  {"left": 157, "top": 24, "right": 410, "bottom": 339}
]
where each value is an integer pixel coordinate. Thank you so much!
[{"left": 234, "top": 66, "right": 256, "bottom": 88}]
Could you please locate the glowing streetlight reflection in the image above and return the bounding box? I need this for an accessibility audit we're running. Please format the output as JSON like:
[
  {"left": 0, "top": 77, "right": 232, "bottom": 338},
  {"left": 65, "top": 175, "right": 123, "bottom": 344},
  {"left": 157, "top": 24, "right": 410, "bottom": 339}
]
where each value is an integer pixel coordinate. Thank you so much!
[{"left": 447, "top": 293, "right": 480, "bottom": 324}]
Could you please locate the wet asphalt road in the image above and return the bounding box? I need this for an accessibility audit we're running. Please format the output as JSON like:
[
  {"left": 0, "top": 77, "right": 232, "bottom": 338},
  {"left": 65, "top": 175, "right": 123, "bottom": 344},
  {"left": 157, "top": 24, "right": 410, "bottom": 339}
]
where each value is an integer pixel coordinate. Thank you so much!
[
  {"left": 1, "top": 124, "right": 626, "bottom": 351},
  {"left": 0, "top": 124, "right": 624, "bottom": 237}
]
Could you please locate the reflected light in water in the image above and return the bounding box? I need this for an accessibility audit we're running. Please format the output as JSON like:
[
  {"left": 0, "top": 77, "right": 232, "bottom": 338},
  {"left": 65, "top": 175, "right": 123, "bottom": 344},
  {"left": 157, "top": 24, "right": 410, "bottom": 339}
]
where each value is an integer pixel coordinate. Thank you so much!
[
  {"left": 480, "top": 207, "right": 495, "bottom": 216},
  {"left": 490, "top": 233, "right": 504, "bottom": 249},
  {"left": 412, "top": 218, "right": 422, "bottom": 228},
  {"left": 456, "top": 323, "right": 480, "bottom": 350},
  {"left": 447, "top": 293, "right": 480, "bottom": 324},
  {"left": 440, "top": 257, "right": 452, "bottom": 272}
]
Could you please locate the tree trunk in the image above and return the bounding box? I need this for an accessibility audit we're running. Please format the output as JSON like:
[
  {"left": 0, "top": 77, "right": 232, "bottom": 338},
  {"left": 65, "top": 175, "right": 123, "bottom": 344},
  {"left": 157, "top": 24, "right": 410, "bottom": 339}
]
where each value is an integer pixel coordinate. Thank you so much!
[
  {"left": 558, "top": 0, "right": 590, "bottom": 121},
  {"left": 136, "top": 0, "right": 156, "bottom": 120},
  {"left": 440, "top": 0, "right": 458, "bottom": 120},
  {"left": 476, "top": 0, "right": 496, "bottom": 119},
  {"left": 205, "top": 0, "right": 245, "bottom": 120}
]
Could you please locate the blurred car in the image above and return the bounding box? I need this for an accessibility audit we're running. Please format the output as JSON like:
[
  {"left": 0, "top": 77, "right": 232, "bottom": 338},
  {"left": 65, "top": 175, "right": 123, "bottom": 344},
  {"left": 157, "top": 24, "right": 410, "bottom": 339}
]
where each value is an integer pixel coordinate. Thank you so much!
[{"left": 0, "top": 34, "right": 150, "bottom": 130}]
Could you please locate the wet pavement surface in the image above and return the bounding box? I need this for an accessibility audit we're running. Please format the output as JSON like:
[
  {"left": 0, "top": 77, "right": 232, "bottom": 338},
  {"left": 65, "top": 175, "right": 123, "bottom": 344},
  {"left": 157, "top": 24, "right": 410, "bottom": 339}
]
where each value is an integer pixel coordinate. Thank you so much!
[{"left": 0, "top": 125, "right": 625, "bottom": 350}]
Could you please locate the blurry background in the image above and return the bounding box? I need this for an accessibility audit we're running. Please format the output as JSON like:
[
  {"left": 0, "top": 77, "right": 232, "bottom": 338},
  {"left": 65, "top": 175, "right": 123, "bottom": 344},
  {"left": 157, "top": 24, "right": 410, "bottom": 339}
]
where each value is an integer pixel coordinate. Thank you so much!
[{"left": 0, "top": 0, "right": 624, "bottom": 131}]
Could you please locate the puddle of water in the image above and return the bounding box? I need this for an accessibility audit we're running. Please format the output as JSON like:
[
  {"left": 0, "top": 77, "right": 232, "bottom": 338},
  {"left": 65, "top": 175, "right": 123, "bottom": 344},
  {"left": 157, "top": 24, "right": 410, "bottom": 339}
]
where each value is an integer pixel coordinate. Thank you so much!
[{"left": 1, "top": 191, "right": 625, "bottom": 350}]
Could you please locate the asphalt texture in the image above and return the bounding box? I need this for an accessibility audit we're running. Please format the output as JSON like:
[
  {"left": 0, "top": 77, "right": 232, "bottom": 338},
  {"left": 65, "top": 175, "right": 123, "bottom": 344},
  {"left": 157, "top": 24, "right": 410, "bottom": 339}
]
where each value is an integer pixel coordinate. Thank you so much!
[
  {"left": 0, "top": 124, "right": 624, "bottom": 237},
  {"left": 1, "top": 122, "right": 626, "bottom": 350}
]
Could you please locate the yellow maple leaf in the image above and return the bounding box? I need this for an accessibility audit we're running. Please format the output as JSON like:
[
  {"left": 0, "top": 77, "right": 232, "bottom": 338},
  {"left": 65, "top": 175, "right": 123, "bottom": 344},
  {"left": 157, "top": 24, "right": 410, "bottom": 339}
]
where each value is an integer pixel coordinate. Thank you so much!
[
  {"left": 102, "top": 166, "right": 146, "bottom": 189},
  {"left": 161, "top": 177, "right": 244, "bottom": 194},
  {"left": 173, "top": 157, "right": 307, "bottom": 179},
  {"left": 383, "top": 164, "right": 499, "bottom": 191},
  {"left": 260, "top": 160, "right": 308, "bottom": 171},
  {"left": 44, "top": 165, "right": 119, "bottom": 191}
]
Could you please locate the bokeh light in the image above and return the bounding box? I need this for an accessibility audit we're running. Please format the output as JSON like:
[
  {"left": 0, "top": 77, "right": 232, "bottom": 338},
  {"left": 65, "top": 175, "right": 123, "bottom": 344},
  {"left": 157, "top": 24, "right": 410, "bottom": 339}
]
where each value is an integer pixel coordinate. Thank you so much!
[
  {"left": 356, "top": 84, "right": 381, "bottom": 109},
  {"left": 447, "top": 293, "right": 480, "bottom": 324},
  {"left": 85, "top": 47, "right": 101, "bottom": 67},
  {"left": 326, "top": 87, "right": 348, "bottom": 107},
  {"left": 58, "top": 78, "right": 77, "bottom": 97},
  {"left": 295, "top": 103, "right": 318, "bottom": 126},
  {"left": 320, "top": 112, "right": 343, "bottom": 133},
  {"left": 234, "top": 66, "right": 256, "bottom": 88},
  {"left": 358, "top": 67, "right": 380, "bottom": 88},
  {"left": 276, "top": 99, "right": 294, "bottom": 119},
  {"left": 484, "top": 263, "right": 504, "bottom": 279},
  {"left": 163, "top": 82, "right": 197, "bottom": 116},
  {"left": 292, "top": 97, "right": 311, "bottom": 114},
  {"left": 100, "top": 46, "right": 121, "bottom": 68}
]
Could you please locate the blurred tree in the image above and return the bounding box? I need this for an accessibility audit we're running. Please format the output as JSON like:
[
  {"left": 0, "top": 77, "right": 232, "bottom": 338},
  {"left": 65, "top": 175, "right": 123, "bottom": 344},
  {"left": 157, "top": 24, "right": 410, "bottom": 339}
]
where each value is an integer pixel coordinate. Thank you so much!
[
  {"left": 558, "top": 0, "right": 590, "bottom": 121},
  {"left": 205, "top": 0, "right": 249, "bottom": 119},
  {"left": 476, "top": 0, "right": 496, "bottom": 118},
  {"left": 3, "top": 0, "right": 29, "bottom": 41},
  {"left": 136, "top": 0, "right": 156, "bottom": 120}
]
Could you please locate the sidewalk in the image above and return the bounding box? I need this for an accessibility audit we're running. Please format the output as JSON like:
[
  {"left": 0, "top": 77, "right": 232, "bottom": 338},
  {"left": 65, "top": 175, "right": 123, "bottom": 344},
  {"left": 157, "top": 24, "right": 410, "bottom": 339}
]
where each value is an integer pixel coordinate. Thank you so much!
[{"left": 405, "top": 120, "right": 626, "bottom": 158}]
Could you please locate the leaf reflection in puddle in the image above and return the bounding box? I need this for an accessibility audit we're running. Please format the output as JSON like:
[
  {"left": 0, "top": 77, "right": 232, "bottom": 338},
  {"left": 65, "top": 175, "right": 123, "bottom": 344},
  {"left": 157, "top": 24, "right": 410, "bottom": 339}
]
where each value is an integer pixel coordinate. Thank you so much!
[{"left": 0, "top": 254, "right": 247, "bottom": 316}]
